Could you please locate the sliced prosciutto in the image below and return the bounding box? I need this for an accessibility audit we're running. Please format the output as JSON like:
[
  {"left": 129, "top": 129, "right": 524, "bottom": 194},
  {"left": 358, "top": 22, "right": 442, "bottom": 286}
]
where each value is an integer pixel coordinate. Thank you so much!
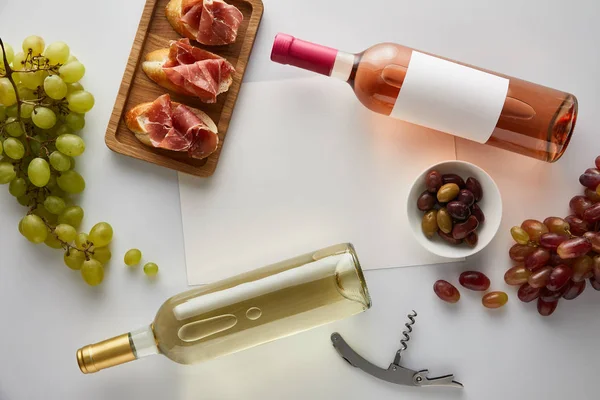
[
  {"left": 163, "top": 39, "right": 235, "bottom": 103},
  {"left": 135, "top": 94, "right": 218, "bottom": 159},
  {"left": 180, "top": 0, "right": 243, "bottom": 46}
]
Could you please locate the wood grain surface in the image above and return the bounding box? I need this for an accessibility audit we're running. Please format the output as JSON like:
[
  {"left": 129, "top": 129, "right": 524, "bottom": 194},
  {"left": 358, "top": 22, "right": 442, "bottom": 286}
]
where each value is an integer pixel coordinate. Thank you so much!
[{"left": 105, "top": 0, "right": 263, "bottom": 176}]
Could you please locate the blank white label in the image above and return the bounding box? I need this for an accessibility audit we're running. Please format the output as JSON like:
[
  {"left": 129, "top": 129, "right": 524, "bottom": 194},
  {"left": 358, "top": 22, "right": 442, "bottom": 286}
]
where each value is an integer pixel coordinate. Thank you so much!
[{"left": 391, "top": 52, "right": 509, "bottom": 144}]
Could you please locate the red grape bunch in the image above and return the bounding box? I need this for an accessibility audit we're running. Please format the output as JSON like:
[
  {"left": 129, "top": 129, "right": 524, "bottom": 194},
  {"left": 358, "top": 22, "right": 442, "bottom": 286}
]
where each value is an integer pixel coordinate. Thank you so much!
[{"left": 505, "top": 156, "right": 600, "bottom": 316}]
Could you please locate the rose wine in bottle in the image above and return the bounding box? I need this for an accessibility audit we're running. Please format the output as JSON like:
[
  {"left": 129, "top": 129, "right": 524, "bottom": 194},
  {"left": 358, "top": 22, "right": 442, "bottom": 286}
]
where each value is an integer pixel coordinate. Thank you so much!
[
  {"left": 76, "top": 244, "right": 371, "bottom": 373},
  {"left": 271, "top": 33, "right": 577, "bottom": 162}
]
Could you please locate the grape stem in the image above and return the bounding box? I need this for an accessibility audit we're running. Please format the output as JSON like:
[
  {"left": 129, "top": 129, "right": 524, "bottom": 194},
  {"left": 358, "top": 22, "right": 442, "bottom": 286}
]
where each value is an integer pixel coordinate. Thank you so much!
[
  {"left": 37, "top": 215, "right": 95, "bottom": 260},
  {"left": 13, "top": 51, "right": 61, "bottom": 74}
]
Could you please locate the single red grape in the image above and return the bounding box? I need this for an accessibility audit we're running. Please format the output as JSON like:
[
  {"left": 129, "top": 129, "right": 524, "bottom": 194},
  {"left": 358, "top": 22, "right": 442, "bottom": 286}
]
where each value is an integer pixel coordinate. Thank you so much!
[
  {"left": 433, "top": 280, "right": 460, "bottom": 303},
  {"left": 518, "top": 283, "right": 540, "bottom": 303},
  {"left": 528, "top": 266, "right": 552, "bottom": 288},
  {"left": 537, "top": 298, "right": 558, "bottom": 316},
  {"left": 521, "top": 219, "right": 548, "bottom": 243},
  {"left": 504, "top": 266, "right": 531, "bottom": 286},
  {"left": 509, "top": 244, "right": 536, "bottom": 262},
  {"left": 546, "top": 265, "right": 573, "bottom": 291},
  {"left": 459, "top": 271, "right": 490, "bottom": 291},
  {"left": 563, "top": 280, "right": 586, "bottom": 300},
  {"left": 525, "top": 248, "right": 550, "bottom": 270},
  {"left": 557, "top": 237, "right": 592, "bottom": 259}
]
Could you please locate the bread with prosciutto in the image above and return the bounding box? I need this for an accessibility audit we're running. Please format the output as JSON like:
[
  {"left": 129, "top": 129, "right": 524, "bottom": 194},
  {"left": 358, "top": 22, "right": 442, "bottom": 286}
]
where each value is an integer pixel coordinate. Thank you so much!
[
  {"left": 142, "top": 38, "right": 234, "bottom": 103},
  {"left": 125, "top": 94, "right": 219, "bottom": 160},
  {"left": 166, "top": 0, "right": 243, "bottom": 46}
]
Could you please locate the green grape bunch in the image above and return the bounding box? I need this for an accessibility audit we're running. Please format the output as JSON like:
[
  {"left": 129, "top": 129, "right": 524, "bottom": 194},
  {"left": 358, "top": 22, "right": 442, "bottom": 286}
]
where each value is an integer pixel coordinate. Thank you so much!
[{"left": 0, "top": 35, "right": 111, "bottom": 286}]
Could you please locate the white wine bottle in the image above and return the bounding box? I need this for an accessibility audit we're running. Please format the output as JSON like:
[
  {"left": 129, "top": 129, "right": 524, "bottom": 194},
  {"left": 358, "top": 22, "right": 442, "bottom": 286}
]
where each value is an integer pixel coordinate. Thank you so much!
[{"left": 77, "top": 243, "right": 371, "bottom": 373}]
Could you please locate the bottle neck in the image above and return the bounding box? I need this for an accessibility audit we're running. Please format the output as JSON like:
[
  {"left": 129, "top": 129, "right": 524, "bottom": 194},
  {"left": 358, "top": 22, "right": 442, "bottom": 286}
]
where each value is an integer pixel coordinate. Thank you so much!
[
  {"left": 271, "top": 33, "right": 356, "bottom": 82},
  {"left": 77, "top": 325, "right": 159, "bottom": 374}
]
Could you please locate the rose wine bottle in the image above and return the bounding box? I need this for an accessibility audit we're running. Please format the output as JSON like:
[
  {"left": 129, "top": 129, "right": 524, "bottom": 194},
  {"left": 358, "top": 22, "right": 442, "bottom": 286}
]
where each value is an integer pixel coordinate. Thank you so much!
[
  {"left": 271, "top": 33, "right": 578, "bottom": 162},
  {"left": 76, "top": 244, "right": 371, "bottom": 373}
]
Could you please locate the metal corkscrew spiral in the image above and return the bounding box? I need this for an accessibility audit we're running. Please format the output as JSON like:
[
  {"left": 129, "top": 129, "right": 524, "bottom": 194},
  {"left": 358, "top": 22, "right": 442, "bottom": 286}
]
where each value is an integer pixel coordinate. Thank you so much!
[{"left": 399, "top": 310, "right": 418, "bottom": 354}]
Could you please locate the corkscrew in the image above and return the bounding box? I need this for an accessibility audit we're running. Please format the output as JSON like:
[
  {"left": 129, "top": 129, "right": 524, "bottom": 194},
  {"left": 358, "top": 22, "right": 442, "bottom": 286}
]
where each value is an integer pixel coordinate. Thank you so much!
[{"left": 330, "top": 310, "right": 463, "bottom": 388}]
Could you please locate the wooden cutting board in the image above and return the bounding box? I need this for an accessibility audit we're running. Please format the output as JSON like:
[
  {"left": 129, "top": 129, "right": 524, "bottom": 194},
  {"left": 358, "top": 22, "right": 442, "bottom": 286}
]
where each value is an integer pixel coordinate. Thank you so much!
[{"left": 105, "top": 0, "right": 263, "bottom": 176}]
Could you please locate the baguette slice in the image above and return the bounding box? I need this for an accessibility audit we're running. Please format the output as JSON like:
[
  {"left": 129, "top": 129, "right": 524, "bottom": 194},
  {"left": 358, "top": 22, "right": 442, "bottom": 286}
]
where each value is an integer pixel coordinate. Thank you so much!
[
  {"left": 125, "top": 96, "right": 218, "bottom": 160},
  {"left": 142, "top": 42, "right": 234, "bottom": 103},
  {"left": 166, "top": 0, "right": 243, "bottom": 46}
]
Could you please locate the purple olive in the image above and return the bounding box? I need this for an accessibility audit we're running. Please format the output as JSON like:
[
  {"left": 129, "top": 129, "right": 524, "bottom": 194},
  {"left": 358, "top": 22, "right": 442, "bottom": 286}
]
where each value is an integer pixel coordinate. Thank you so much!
[
  {"left": 417, "top": 190, "right": 436, "bottom": 211},
  {"left": 446, "top": 201, "right": 471, "bottom": 221},
  {"left": 442, "top": 174, "right": 465, "bottom": 188},
  {"left": 457, "top": 189, "right": 475, "bottom": 207},
  {"left": 425, "top": 170, "right": 443, "bottom": 193},
  {"left": 465, "top": 232, "right": 478, "bottom": 247},
  {"left": 465, "top": 177, "right": 483, "bottom": 202},
  {"left": 438, "top": 229, "right": 463, "bottom": 245},
  {"left": 452, "top": 216, "right": 479, "bottom": 240},
  {"left": 471, "top": 204, "right": 485, "bottom": 224}
]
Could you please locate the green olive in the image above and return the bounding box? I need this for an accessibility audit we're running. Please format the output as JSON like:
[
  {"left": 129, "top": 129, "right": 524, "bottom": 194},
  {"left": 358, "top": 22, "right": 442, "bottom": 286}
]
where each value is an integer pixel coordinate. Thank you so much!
[
  {"left": 437, "top": 183, "right": 460, "bottom": 203},
  {"left": 422, "top": 210, "right": 439, "bottom": 239},
  {"left": 437, "top": 208, "right": 453, "bottom": 234}
]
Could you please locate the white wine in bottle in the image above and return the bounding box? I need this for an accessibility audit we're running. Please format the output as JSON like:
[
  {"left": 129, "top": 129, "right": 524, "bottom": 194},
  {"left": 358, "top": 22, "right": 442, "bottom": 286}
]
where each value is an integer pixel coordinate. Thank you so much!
[{"left": 77, "top": 243, "right": 371, "bottom": 373}]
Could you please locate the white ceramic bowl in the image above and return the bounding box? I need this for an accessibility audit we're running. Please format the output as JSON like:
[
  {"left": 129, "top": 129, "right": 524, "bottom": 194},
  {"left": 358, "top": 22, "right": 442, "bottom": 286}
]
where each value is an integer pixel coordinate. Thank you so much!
[{"left": 406, "top": 160, "right": 502, "bottom": 259}]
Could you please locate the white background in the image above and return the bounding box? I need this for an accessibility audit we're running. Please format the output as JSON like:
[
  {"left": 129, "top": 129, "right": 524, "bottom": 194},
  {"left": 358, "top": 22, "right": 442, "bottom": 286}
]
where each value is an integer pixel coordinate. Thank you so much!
[{"left": 0, "top": 0, "right": 599, "bottom": 399}]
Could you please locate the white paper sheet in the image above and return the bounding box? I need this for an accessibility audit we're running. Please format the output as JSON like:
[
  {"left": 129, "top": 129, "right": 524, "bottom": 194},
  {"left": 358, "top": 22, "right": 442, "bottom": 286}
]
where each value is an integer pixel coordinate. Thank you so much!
[{"left": 179, "top": 77, "right": 459, "bottom": 285}]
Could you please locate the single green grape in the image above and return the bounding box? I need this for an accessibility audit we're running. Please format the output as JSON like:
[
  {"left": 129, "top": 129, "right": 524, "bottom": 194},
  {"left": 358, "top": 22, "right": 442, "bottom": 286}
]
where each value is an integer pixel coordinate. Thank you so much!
[
  {"left": 16, "top": 70, "right": 47, "bottom": 90},
  {"left": 81, "top": 259, "right": 104, "bottom": 286},
  {"left": 0, "top": 78, "right": 17, "bottom": 106},
  {"left": 0, "top": 43, "right": 14, "bottom": 66},
  {"left": 32, "top": 107, "right": 57, "bottom": 129},
  {"left": 11, "top": 52, "right": 26, "bottom": 70},
  {"left": 66, "top": 82, "right": 83, "bottom": 94},
  {"left": 44, "top": 234, "right": 64, "bottom": 249},
  {"left": 43, "top": 196, "right": 66, "bottom": 215},
  {"left": 59, "top": 61, "right": 85, "bottom": 83},
  {"left": 57, "top": 206, "right": 84, "bottom": 228},
  {"left": 5, "top": 117, "right": 24, "bottom": 137},
  {"left": 67, "top": 91, "right": 94, "bottom": 113},
  {"left": 143, "top": 262, "right": 159, "bottom": 277},
  {"left": 93, "top": 247, "right": 112, "bottom": 264},
  {"left": 57, "top": 170, "right": 85, "bottom": 193},
  {"left": 65, "top": 112, "right": 85, "bottom": 131},
  {"left": 49, "top": 151, "right": 71, "bottom": 172},
  {"left": 22, "top": 35, "right": 45, "bottom": 55},
  {"left": 55, "top": 124, "right": 73, "bottom": 137},
  {"left": 55, "top": 224, "right": 77, "bottom": 242},
  {"left": 8, "top": 177, "right": 27, "bottom": 197},
  {"left": 17, "top": 86, "right": 36, "bottom": 100},
  {"left": 43, "top": 75, "right": 68, "bottom": 100},
  {"left": 64, "top": 249, "right": 85, "bottom": 270},
  {"left": 44, "top": 41, "right": 70, "bottom": 65},
  {"left": 3, "top": 138, "right": 25, "bottom": 160},
  {"left": 124, "top": 249, "right": 142, "bottom": 266},
  {"left": 75, "top": 232, "right": 89, "bottom": 248},
  {"left": 56, "top": 134, "right": 85, "bottom": 157},
  {"left": 5, "top": 105, "right": 18, "bottom": 118},
  {"left": 20, "top": 103, "right": 34, "bottom": 119},
  {"left": 20, "top": 214, "right": 48, "bottom": 244},
  {"left": 0, "top": 162, "right": 16, "bottom": 184},
  {"left": 28, "top": 158, "right": 51, "bottom": 187},
  {"left": 89, "top": 222, "right": 113, "bottom": 247}
]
